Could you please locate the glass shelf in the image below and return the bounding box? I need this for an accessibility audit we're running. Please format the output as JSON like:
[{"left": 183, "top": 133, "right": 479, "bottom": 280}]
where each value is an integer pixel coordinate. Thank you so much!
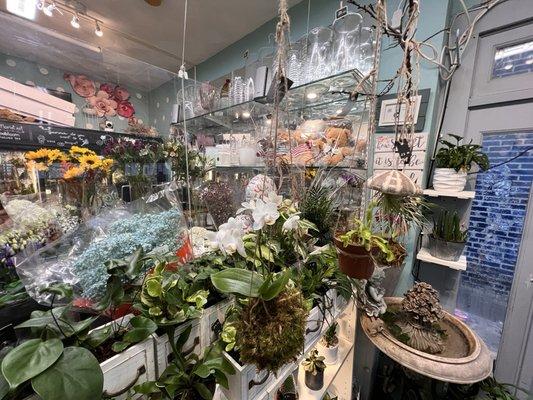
[{"left": 172, "top": 68, "right": 370, "bottom": 132}]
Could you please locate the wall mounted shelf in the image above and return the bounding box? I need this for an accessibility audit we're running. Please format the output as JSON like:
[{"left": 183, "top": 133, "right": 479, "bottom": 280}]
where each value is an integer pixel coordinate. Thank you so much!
[
  {"left": 423, "top": 189, "right": 475, "bottom": 199},
  {"left": 416, "top": 248, "right": 467, "bottom": 271}
]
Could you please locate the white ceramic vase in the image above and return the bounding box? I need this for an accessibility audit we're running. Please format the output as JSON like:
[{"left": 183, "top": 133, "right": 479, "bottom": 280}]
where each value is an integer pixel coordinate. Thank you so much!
[
  {"left": 321, "top": 342, "right": 339, "bottom": 365},
  {"left": 433, "top": 168, "right": 467, "bottom": 192}
]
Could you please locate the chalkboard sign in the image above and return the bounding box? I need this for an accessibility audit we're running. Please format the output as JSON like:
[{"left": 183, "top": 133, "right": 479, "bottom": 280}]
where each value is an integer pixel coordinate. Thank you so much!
[{"left": 0, "top": 120, "right": 160, "bottom": 152}]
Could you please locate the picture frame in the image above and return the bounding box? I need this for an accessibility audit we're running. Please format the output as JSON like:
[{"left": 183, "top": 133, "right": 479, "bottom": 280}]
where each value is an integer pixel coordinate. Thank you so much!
[
  {"left": 378, "top": 95, "right": 422, "bottom": 127},
  {"left": 375, "top": 88, "right": 430, "bottom": 132}
]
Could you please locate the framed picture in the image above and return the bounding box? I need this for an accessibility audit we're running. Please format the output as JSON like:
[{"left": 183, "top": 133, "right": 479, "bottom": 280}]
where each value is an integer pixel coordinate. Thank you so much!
[
  {"left": 378, "top": 95, "right": 422, "bottom": 127},
  {"left": 375, "top": 88, "right": 430, "bottom": 132}
]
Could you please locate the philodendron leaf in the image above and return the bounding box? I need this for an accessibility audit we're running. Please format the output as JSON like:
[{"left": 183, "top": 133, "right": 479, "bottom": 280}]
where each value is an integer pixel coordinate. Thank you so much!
[
  {"left": 31, "top": 347, "right": 103, "bottom": 400},
  {"left": 122, "top": 316, "right": 158, "bottom": 344},
  {"left": 0, "top": 346, "right": 13, "bottom": 399},
  {"left": 125, "top": 246, "right": 145, "bottom": 280},
  {"left": 211, "top": 269, "right": 264, "bottom": 297},
  {"left": 259, "top": 270, "right": 290, "bottom": 301},
  {"left": 1, "top": 339, "right": 63, "bottom": 389},
  {"left": 39, "top": 283, "right": 74, "bottom": 300}
]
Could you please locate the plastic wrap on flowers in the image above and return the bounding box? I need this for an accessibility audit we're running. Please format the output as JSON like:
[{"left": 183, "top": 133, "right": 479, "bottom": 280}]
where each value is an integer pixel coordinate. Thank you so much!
[{"left": 16, "top": 183, "right": 191, "bottom": 305}]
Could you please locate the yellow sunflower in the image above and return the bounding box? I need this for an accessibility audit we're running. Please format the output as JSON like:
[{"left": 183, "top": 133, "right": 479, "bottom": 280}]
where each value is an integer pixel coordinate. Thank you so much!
[
  {"left": 78, "top": 154, "right": 103, "bottom": 170},
  {"left": 69, "top": 146, "right": 95, "bottom": 160},
  {"left": 102, "top": 158, "right": 114, "bottom": 171},
  {"left": 25, "top": 148, "right": 50, "bottom": 162},
  {"left": 63, "top": 166, "right": 85, "bottom": 180},
  {"left": 46, "top": 149, "right": 68, "bottom": 164}
]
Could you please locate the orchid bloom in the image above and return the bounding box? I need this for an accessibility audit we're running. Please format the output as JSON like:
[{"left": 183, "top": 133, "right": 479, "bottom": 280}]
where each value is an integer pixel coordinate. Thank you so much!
[
  {"left": 252, "top": 199, "right": 280, "bottom": 230},
  {"left": 282, "top": 214, "right": 300, "bottom": 232},
  {"left": 207, "top": 217, "right": 247, "bottom": 257}
]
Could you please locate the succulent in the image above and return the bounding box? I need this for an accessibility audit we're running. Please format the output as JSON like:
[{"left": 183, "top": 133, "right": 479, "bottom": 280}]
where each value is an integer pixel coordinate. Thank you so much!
[
  {"left": 432, "top": 210, "right": 467, "bottom": 243},
  {"left": 302, "top": 349, "right": 326, "bottom": 375},
  {"left": 401, "top": 282, "right": 444, "bottom": 326}
]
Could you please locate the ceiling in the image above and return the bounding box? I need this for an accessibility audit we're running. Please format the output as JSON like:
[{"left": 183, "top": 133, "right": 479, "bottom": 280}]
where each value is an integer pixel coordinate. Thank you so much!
[{"left": 0, "top": 0, "right": 303, "bottom": 90}]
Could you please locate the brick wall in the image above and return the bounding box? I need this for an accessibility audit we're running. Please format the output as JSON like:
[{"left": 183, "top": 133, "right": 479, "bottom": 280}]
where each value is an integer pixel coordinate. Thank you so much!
[{"left": 462, "top": 132, "right": 533, "bottom": 299}]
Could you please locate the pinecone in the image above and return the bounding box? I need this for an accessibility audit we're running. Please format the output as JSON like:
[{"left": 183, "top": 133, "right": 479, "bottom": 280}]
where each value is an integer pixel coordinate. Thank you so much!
[{"left": 401, "top": 282, "right": 444, "bottom": 326}]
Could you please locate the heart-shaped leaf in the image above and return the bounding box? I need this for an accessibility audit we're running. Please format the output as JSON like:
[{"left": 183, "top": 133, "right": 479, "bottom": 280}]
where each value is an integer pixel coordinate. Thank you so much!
[
  {"left": 31, "top": 347, "right": 103, "bottom": 400},
  {"left": 1, "top": 339, "right": 63, "bottom": 389}
]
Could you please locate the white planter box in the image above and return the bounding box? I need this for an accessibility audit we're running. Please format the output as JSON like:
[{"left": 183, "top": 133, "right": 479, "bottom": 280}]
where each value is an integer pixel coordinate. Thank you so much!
[
  {"left": 154, "top": 319, "right": 202, "bottom": 378},
  {"left": 433, "top": 168, "right": 467, "bottom": 192},
  {"left": 221, "top": 352, "right": 274, "bottom": 400},
  {"left": 91, "top": 315, "right": 157, "bottom": 400},
  {"left": 305, "top": 306, "right": 324, "bottom": 351},
  {"left": 200, "top": 298, "right": 233, "bottom": 349}
]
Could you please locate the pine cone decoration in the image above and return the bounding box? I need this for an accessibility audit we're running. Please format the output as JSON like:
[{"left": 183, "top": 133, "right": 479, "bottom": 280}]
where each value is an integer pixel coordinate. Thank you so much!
[{"left": 401, "top": 282, "right": 444, "bottom": 326}]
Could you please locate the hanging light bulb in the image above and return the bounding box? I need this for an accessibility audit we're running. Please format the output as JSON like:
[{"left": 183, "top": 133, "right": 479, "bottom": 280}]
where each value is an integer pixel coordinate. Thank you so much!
[
  {"left": 94, "top": 21, "right": 103, "bottom": 37},
  {"left": 71, "top": 13, "right": 80, "bottom": 28}
]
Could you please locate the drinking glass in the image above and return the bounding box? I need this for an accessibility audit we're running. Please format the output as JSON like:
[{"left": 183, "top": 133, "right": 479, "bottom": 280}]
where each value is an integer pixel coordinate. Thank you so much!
[
  {"left": 304, "top": 27, "right": 335, "bottom": 83},
  {"left": 332, "top": 12, "right": 363, "bottom": 73}
]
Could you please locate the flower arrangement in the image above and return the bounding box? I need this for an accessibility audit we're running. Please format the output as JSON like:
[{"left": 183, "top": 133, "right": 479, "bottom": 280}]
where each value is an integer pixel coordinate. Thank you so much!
[
  {"left": 199, "top": 181, "right": 235, "bottom": 227},
  {"left": 102, "top": 138, "right": 162, "bottom": 168},
  {"left": 162, "top": 138, "right": 211, "bottom": 182}
]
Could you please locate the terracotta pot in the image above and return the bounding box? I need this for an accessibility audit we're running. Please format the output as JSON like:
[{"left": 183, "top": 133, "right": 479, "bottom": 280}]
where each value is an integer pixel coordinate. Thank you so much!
[{"left": 334, "top": 237, "right": 375, "bottom": 279}]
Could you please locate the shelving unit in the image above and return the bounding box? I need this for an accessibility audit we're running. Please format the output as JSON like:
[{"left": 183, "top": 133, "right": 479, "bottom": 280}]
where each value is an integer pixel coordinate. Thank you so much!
[
  {"left": 423, "top": 189, "right": 475, "bottom": 199},
  {"left": 416, "top": 247, "right": 467, "bottom": 271}
]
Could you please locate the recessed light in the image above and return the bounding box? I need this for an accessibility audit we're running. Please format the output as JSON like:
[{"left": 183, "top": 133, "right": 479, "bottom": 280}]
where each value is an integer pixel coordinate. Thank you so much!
[
  {"left": 306, "top": 92, "right": 318, "bottom": 100},
  {"left": 526, "top": 59, "right": 533, "bottom": 65},
  {"left": 242, "top": 111, "right": 251, "bottom": 118},
  {"left": 336, "top": 109, "right": 343, "bottom": 115},
  {"left": 503, "top": 64, "right": 513, "bottom": 70}
]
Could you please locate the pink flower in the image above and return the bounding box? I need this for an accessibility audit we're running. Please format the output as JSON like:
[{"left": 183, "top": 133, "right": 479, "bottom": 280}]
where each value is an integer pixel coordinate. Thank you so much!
[
  {"left": 113, "top": 86, "right": 130, "bottom": 102},
  {"left": 99, "top": 83, "right": 115, "bottom": 96},
  {"left": 85, "top": 90, "right": 118, "bottom": 117},
  {"left": 64, "top": 73, "right": 96, "bottom": 98},
  {"left": 117, "top": 100, "right": 135, "bottom": 118}
]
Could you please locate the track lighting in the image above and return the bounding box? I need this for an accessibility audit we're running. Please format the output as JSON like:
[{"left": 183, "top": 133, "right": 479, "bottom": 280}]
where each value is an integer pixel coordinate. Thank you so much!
[
  {"left": 94, "top": 20, "right": 103, "bottom": 37},
  {"left": 71, "top": 13, "right": 80, "bottom": 28},
  {"left": 43, "top": 2, "right": 54, "bottom": 16}
]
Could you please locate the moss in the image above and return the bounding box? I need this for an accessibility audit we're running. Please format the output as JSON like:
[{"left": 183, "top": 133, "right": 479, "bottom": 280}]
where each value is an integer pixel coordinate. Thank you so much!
[{"left": 236, "top": 287, "right": 308, "bottom": 373}]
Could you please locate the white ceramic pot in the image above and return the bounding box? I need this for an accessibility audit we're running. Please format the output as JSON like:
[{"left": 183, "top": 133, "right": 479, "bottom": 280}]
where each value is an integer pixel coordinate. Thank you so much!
[
  {"left": 321, "top": 343, "right": 339, "bottom": 365},
  {"left": 433, "top": 168, "right": 467, "bottom": 192}
]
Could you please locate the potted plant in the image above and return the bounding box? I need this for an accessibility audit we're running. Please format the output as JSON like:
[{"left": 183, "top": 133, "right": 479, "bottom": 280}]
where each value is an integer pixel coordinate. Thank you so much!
[
  {"left": 433, "top": 134, "right": 489, "bottom": 192},
  {"left": 302, "top": 349, "right": 326, "bottom": 391},
  {"left": 334, "top": 206, "right": 394, "bottom": 279},
  {"left": 429, "top": 210, "right": 467, "bottom": 261},
  {"left": 320, "top": 322, "right": 339, "bottom": 365}
]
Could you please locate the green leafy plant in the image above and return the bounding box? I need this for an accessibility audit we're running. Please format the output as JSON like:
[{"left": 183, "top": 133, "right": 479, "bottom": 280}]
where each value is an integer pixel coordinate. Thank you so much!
[
  {"left": 375, "top": 192, "right": 430, "bottom": 235},
  {"left": 134, "top": 325, "right": 235, "bottom": 400},
  {"left": 435, "top": 134, "right": 490, "bottom": 172},
  {"left": 302, "top": 349, "right": 326, "bottom": 376},
  {"left": 300, "top": 185, "right": 335, "bottom": 245},
  {"left": 322, "top": 322, "right": 339, "bottom": 348},
  {"left": 432, "top": 210, "right": 467, "bottom": 243},
  {"left": 479, "top": 377, "right": 532, "bottom": 400},
  {"left": 138, "top": 260, "right": 209, "bottom": 326},
  {"left": 338, "top": 205, "right": 395, "bottom": 263}
]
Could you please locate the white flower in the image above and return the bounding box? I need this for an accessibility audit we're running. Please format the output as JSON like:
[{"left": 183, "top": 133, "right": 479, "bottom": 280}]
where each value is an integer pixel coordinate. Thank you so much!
[
  {"left": 265, "top": 191, "right": 283, "bottom": 206},
  {"left": 282, "top": 215, "right": 300, "bottom": 232},
  {"left": 207, "top": 217, "right": 246, "bottom": 257},
  {"left": 252, "top": 199, "right": 280, "bottom": 230},
  {"left": 237, "top": 199, "right": 256, "bottom": 215}
]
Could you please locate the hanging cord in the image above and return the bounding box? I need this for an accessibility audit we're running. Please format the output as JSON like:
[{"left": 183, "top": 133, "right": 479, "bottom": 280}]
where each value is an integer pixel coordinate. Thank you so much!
[{"left": 178, "top": 0, "right": 192, "bottom": 214}]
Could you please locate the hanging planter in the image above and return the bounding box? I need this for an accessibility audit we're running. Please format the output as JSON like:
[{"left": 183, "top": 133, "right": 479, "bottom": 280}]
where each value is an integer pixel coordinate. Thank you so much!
[{"left": 333, "top": 237, "right": 375, "bottom": 279}]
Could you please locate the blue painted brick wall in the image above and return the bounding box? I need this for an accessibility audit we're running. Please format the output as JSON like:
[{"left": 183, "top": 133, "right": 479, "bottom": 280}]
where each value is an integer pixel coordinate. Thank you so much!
[{"left": 463, "top": 131, "right": 533, "bottom": 298}]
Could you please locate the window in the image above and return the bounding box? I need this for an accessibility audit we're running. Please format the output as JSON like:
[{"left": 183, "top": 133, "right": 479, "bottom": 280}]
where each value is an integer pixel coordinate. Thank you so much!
[{"left": 492, "top": 39, "right": 533, "bottom": 79}]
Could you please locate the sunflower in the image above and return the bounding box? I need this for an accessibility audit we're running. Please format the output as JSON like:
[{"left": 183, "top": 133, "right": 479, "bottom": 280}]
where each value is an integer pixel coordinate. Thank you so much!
[
  {"left": 69, "top": 146, "right": 95, "bottom": 160},
  {"left": 63, "top": 166, "right": 85, "bottom": 180},
  {"left": 102, "top": 158, "right": 114, "bottom": 171},
  {"left": 78, "top": 154, "right": 103, "bottom": 170},
  {"left": 25, "top": 148, "right": 50, "bottom": 163},
  {"left": 46, "top": 149, "right": 68, "bottom": 164}
]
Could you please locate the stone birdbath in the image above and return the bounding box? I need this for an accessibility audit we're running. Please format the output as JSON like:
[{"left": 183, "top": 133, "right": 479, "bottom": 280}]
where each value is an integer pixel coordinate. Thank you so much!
[{"left": 360, "top": 296, "right": 493, "bottom": 384}]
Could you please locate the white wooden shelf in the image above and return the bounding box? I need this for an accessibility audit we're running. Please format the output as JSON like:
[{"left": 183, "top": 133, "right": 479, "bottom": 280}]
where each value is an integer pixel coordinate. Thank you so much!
[
  {"left": 296, "top": 337, "right": 354, "bottom": 400},
  {"left": 423, "top": 189, "right": 475, "bottom": 199},
  {"left": 416, "top": 247, "right": 467, "bottom": 271}
]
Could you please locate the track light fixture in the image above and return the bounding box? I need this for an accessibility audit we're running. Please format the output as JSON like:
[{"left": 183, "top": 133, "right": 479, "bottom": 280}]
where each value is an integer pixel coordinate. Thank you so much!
[
  {"left": 71, "top": 13, "right": 80, "bottom": 28},
  {"left": 94, "top": 20, "right": 103, "bottom": 37}
]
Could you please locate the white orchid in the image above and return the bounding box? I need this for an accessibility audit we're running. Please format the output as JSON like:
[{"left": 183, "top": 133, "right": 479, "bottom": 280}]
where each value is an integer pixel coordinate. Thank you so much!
[
  {"left": 252, "top": 199, "right": 280, "bottom": 230},
  {"left": 282, "top": 214, "right": 300, "bottom": 232},
  {"left": 207, "top": 217, "right": 247, "bottom": 257},
  {"left": 265, "top": 191, "right": 283, "bottom": 207},
  {"left": 237, "top": 199, "right": 256, "bottom": 215}
]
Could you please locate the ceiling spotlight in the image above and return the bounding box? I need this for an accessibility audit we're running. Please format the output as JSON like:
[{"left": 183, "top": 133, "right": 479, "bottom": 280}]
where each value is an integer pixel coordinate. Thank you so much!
[
  {"left": 306, "top": 92, "right": 318, "bottom": 100},
  {"left": 43, "top": 2, "right": 54, "bottom": 16},
  {"left": 71, "top": 13, "right": 80, "bottom": 28},
  {"left": 503, "top": 63, "right": 513, "bottom": 70},
  {"left": 242, "top": 111, "right": 251, "bottom": 119},
  {"left": 94, "top": 21, "right": 103, "bottom": 37},
  {"left": 336, "top": 108, "right": 343, "bottom": 115}
]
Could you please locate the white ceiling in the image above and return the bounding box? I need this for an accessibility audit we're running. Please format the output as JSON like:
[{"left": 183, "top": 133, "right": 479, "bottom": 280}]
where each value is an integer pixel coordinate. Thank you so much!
[{"left": 0, "top": 0, "right": 303, "bottom": 90}]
